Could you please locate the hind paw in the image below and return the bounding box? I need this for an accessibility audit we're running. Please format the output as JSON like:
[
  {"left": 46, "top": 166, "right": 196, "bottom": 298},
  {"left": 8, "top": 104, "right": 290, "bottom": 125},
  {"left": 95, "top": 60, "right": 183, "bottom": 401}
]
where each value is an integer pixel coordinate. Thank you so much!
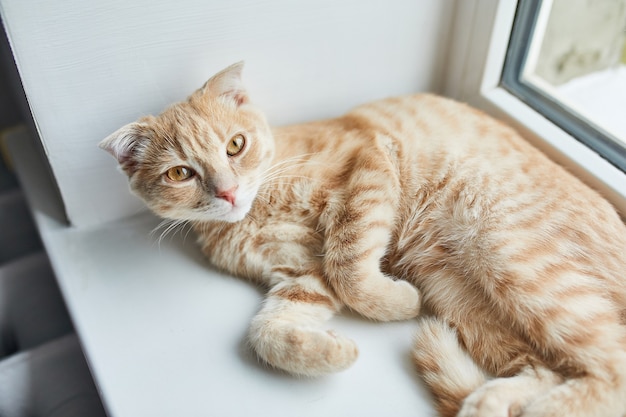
[
  {"left": 457, "top": 368, "right": 561, "bottom": 417},
  {"left": 458, "top": 386, "right": 522, "bottom": 417}
]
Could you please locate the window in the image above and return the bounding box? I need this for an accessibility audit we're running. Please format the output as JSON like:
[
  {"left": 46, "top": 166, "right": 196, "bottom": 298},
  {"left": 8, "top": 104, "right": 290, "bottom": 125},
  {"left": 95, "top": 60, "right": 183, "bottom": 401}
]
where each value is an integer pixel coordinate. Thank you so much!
[
  {"left": 444, "top": 0, "right": 626, "bottom": 214},
  {"left": 502, "top": 0, "right": 626, "bottom": 172}
]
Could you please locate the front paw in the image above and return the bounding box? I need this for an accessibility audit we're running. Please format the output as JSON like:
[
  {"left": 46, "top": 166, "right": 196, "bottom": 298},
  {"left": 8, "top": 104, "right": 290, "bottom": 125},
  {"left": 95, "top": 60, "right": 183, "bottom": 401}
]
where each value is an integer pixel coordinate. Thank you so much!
[
  {"left": 346, "top": 278, "right": 421, "bottom": 322},
  {"left": 249, "top": 320, "right": 358, "bottom": 376}
]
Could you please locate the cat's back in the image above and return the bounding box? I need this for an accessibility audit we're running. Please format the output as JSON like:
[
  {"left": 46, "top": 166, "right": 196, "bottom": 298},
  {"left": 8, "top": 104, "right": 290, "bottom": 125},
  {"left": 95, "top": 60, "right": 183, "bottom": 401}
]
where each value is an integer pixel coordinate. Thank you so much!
[
  {"left": 357, "top": 95, "right": 626, "bottom": 298},
  {"left": 346, "top": 93, "right": 530, "bottom": 160},
  {"left": 275, "top": 94, "right": 516, "bottom": 172},
  {"left": 342, "top": 93, "right": 553, "bottom": 200}
]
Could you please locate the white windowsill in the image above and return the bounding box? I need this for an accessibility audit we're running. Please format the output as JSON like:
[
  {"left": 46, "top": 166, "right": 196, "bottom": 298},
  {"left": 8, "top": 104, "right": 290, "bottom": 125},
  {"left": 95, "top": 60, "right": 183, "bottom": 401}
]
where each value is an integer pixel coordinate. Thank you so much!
[{"left": 7, "top": 128, "right": 433, "bottom": 417}]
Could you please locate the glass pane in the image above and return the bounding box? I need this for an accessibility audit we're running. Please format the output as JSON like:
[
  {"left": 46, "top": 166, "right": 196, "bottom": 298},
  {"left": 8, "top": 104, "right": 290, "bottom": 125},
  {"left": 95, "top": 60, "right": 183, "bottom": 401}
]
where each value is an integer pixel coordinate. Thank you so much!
[
  {"left": 503, "top": 0, "right": 626, "bottom": 172},
  {"left": 524, "top": 0, "right": 626, "bottom": 143}
]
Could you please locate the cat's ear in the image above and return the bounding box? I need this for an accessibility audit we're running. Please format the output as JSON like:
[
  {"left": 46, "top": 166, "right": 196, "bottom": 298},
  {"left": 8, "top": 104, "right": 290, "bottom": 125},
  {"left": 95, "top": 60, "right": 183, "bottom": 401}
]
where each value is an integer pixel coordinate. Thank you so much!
[
  {"left": 200, "top": 61, "right": 248, "bottom": 106},
  {"left": 99, "top": 122, "right": 149, "bottom": 175}
]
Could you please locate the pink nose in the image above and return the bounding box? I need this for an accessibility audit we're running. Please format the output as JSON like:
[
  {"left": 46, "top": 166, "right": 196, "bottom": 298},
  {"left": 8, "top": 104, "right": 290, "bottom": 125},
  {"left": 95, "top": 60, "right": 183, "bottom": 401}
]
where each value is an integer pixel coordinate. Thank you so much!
[{"left": 215, "top": 186, "right": 238, "bottom": 205}]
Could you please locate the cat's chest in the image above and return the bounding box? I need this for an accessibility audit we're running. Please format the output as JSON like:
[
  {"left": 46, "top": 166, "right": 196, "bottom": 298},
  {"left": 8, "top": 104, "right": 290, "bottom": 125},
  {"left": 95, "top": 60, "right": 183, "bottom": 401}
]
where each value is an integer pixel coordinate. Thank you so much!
[
  {"left": 259, "top": 177, "right": 327, "bottom": 224},
  {"left": 226, "top": 179, "right": 326, "bottom": 272}
]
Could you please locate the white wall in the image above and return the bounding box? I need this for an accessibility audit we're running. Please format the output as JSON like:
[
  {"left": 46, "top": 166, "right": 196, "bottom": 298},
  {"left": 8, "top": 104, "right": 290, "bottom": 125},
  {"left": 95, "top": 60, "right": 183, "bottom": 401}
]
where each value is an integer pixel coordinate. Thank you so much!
[{"left": 0, "top": 0, "right": 456, "bottom": 228}]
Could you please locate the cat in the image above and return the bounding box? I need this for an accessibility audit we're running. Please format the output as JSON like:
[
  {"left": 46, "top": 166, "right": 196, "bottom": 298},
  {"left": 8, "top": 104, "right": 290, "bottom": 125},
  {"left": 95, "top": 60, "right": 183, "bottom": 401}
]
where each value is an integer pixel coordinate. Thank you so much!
[{"left": 100, "top": 62, "right": 626, "bottom": 417}]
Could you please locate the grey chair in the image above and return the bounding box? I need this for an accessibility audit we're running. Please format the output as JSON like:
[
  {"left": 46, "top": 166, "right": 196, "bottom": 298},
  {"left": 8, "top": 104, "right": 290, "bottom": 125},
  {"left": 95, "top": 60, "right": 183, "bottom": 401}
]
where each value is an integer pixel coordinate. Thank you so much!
[
  {"left": 0, "top": 252, "right": 74, "bottom": 357},
  {"left": 0, "top": 189, "right": 42, "bottom": 264},
  {"left": 0, "top": 253, "right": 108, "bottom": 416},
  {"left": 0, "top": 334, "right": 107, "bottom": 417}
]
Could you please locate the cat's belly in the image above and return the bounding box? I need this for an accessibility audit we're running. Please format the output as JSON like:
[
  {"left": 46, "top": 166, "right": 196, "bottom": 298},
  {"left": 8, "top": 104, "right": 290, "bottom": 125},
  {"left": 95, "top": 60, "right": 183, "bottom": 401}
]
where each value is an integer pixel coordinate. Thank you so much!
[
  {"left": 385, "top": 196, "right": 538, "bottom": 375},
  {"left": 408, "top": 263, "right": 535, "bottom": 376}
]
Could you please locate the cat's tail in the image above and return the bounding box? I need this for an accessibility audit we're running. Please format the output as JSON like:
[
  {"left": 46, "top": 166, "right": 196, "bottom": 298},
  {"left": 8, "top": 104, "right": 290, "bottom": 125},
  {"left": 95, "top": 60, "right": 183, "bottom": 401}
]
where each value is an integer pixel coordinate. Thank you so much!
[{"left": 412, "top": 317, "right": 487, "bottom": 417}]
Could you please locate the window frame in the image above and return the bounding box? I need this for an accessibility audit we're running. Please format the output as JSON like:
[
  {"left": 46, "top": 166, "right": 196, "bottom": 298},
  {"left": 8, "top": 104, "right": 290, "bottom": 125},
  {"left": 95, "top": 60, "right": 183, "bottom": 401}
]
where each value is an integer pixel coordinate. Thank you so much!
[
  {"left": 501, "top": 0, "right": 626, "bottom": 173},
  {"left": 444, "top": 0, "right": 626, "bottom": 216}
]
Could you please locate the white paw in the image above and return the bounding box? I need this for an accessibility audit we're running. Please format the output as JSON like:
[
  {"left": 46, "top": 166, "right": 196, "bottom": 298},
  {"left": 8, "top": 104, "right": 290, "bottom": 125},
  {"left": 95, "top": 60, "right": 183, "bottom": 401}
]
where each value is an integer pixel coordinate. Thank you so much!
[
  {"left": 348, "top": 278, "right": 421, "bottom": 322},
  {"left": 457, "top": 379, "right": 526, "bottom": 417},
  {"left": 386, "top": 279, "right": 421, "bottom": 320},
  {"left": 458, "top": 390, "right": 511, "bottom": 417},
  {"left": 456, "top": 366, "right": 566, "bottom": 417},
  {"left": 250, "top": 323, "right": 359, "bottom": 376}
]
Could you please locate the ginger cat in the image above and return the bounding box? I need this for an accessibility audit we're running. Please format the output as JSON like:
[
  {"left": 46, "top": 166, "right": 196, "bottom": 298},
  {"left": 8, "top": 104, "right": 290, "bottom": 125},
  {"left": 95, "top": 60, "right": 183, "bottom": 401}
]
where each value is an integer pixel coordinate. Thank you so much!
[{"left": 100, "top": 63, "right": 626, "bottom": 417}]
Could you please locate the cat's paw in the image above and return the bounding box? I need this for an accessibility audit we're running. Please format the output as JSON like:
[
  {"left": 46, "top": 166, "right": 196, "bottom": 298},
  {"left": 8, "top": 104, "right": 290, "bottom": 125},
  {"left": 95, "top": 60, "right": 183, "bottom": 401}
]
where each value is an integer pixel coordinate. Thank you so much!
[
  {"left": 458, "top": 390, "right": 518, "bottom": 417},
  {"left": 457, "top": 378, "right": 532, "bottom": 417},
  {"left": 348, "top": 278, "right": 421, "bottom": 322},
  {"left": 249, "top": 322, "right": 359, "bottom": 377},
  {"left": 386, "top": 279, "right": 421, "bottom": 320},
  {"left": 457, "top": 367, "right": 565, "bottom": 417}
]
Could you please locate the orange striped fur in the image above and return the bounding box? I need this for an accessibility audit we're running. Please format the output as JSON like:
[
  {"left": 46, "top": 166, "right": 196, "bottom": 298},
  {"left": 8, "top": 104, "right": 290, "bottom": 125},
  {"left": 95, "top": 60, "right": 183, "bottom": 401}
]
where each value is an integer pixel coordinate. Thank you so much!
[{"left": 101, "top": 63, "right": 626, "bottom": 416}]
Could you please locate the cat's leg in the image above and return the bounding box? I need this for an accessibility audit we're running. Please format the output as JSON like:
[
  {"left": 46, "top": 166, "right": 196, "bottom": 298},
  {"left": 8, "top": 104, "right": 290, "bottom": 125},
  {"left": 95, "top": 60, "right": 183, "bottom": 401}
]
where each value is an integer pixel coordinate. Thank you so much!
[
  {"left": 322, "top": 140, "right": 421, "bottom": 321},
  {"left": 457, "top": 367, "right": 562, "bottom": 417},
  {"left": 413, "top": 317, "right": 564, "bottom": 417},
  {"left": 248, "top": 274, "right": 358, "bottom": 376},
  {"left": 480, "top": 272, "right": 626, "bottom": 417},
  {"left": 412, "top": 317, "right": 487, "bottom": 417},
  {"left": 519, "top": 350, "right": 626, "bottom": 417}
]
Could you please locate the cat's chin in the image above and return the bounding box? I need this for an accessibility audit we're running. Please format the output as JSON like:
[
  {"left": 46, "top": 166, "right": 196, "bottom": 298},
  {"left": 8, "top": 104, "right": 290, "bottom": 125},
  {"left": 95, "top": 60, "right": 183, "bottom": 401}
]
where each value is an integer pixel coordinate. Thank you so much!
[
  {"left": 205, "top": 199, "right": 254, "bottom": 223},
  {"left": 216, "top": 205, "right": 251, "bottom": 223},
  {"left": 158, "top": 202, "right": 252, "bottom": 224}
]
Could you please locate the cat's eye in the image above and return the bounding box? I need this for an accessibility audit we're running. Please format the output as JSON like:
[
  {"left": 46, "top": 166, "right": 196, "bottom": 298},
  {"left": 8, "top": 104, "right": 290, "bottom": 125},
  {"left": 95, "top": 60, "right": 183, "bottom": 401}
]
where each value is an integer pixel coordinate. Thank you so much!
[
  {"left": 226, "top": 134, "right": 245, "bottom": 157},
  {"left": 165, "top": 166, "right": 195, "bottom": 182}
]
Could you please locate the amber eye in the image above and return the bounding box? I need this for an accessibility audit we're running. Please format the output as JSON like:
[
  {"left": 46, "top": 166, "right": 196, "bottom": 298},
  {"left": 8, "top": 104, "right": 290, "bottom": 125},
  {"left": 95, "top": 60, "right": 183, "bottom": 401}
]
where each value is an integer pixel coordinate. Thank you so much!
[
  {"left": 226, "top": 134, "right": 245, "bottom": 157},
  {"left": 165, "top": 166, "right": 194, "bottom": 182}
]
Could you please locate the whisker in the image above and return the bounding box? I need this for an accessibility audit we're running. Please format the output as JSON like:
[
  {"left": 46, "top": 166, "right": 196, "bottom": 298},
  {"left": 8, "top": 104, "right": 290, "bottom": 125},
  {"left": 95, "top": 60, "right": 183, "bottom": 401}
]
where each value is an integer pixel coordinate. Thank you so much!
[
  {"left": 150, "top": 153, "right": 330, "bottom": 250},
  {"left": 150, "top": 219, "right": 174, "bottom": 237},
  {"left": 180, "top": 221, "right": 193, "bottom": 243},
  {"left": 195, "top": 221, "right": 209, "bottom": 236},
  {"left": 253, "top": 194, "right": 270, "bottom": 204},
  {"left": 198, "top": 220, "right": 228, "bottom": 240},
  {"left": 259, "top": 153, "right": 321, "bottom": 177},
  {"left": 157, "top": 219, "right": 186, "bottom": 248},
  {"left": 245, "top": 212, "right": 261, "bottom": 224},
  {"left": 264, "top": 174, "right": 313, "bottom": 182},
  {"left": 263, "top": 153, "right": 316, "bottom": 168}
]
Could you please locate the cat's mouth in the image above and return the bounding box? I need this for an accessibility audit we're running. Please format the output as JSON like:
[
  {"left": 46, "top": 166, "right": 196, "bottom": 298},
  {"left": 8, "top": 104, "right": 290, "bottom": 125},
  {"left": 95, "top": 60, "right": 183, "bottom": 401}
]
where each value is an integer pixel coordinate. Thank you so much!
[
  {"left": 160, "top": 186, "right": 258, "bottom": 224},
  {"left": 211, "top": 189, "right": 256, "bottom": 223},
  {"left": 217, "top": 201, "right": 251, "bottom": 222}
]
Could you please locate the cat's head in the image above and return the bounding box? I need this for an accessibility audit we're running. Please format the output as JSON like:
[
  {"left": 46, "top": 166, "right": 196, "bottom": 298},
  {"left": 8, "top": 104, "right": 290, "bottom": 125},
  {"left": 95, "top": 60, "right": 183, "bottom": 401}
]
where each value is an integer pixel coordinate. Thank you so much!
[{"left": 99, "top": 62, "right": 275, "bottom": 223}]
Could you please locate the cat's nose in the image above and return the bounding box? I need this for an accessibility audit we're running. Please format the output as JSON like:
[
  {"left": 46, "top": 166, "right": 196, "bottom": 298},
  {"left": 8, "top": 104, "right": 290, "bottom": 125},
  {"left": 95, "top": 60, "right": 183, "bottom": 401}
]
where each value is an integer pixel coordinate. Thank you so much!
[{"left": 215, "top": 185, "right": 238, "bottom": 205}]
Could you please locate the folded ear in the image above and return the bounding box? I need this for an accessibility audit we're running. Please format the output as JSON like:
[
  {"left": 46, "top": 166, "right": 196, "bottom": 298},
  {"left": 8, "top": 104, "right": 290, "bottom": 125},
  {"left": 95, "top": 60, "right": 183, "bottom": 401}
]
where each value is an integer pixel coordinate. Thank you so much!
[
  {"left": 99, "top": 122, "right": 149, "bottom": 175},
  {"left": 200, "top": 61, "right": 248, "bottom": 106}
]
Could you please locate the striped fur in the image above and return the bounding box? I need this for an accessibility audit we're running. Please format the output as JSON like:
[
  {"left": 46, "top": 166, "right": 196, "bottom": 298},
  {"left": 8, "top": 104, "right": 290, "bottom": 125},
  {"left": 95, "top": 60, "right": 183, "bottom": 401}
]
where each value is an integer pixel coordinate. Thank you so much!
[{"left": 101, "top": 63, "right": 626, "bottom": 416}]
